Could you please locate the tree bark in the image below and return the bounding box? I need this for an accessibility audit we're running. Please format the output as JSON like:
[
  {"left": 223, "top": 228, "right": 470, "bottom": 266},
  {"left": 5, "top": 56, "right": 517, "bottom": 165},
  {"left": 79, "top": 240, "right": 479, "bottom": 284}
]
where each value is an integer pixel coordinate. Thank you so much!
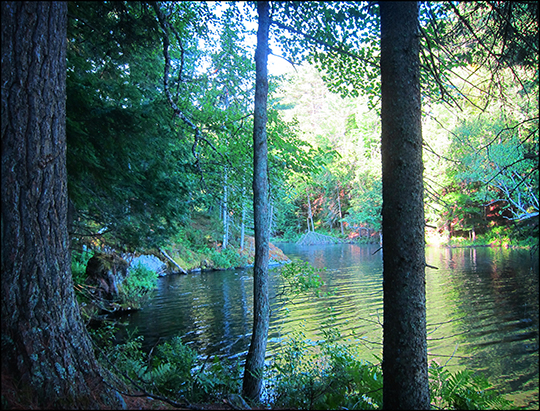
[
  {"left": 380, "top": 2, "right": 430, "bottom": 409},
  {"left": 240, "top": 183, "right": 246, "bottom": 250},
  {"left": 1, "top": 2, "right": 122, "bottom": 408},
  {"left": 306, "top": 186, "right": 314, "bottom": 232},
  {"left": 242, "top": 1, "right": 270, "bottom": 403},
  {"left": 337, "top": 187, "right": 344, "bottom": 235},
  {"left": 222, "top": 165, "right": 229, "bottom": 249}
]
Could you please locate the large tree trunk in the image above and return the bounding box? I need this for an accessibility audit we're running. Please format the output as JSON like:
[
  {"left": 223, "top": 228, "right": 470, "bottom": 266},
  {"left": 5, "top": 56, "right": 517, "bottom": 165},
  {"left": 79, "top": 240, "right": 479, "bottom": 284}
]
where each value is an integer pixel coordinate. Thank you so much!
[
  {"left": 380, "top": 2, "right": 430, "bottom": 409},
  {"left": 242, "top": 0, "right": 270, "bottom": 403},
  {"left": 1, "top": 2, "right": 122, "bottom": 408}
]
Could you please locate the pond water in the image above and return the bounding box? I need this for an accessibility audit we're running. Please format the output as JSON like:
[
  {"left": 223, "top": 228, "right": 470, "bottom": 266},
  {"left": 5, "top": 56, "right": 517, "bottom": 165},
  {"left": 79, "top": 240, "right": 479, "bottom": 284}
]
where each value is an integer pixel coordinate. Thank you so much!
[{"left": 117, "top": 244, "right": 538, "bottom": 409}]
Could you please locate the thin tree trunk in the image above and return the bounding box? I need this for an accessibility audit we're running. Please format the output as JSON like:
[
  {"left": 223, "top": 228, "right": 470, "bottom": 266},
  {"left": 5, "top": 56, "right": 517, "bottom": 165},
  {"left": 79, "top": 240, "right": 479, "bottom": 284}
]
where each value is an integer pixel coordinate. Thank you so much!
[
  {"left": 306, "top": 186, "right": 314, "bottom": 232},
  {"left": 240, "top": 184, "right": 246, "bottom": 250},
  {"left": 242, "top": 1, "right": 270, "bottom": 403},
  {"left": 1, "top": 3, "right": 122, "bottom": 408},
  {"left": 337, "top": 187, "right": 344, "bottom": 235},
  {"left": 380, "top": 1, "right": 430, "bottom": 409},
  {"left": 269, "top": 202, "right": 274, "bottom": 238},
  {"left": 223, "top": 165, "right": 229, "bottom": 249}
]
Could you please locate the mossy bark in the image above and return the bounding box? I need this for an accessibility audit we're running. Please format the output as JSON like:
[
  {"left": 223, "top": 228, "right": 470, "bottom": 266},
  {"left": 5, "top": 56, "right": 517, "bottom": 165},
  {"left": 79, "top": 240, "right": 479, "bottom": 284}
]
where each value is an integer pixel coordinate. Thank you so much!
[{"left": 1, "top": 3, "right": 122, "bottom": 408}]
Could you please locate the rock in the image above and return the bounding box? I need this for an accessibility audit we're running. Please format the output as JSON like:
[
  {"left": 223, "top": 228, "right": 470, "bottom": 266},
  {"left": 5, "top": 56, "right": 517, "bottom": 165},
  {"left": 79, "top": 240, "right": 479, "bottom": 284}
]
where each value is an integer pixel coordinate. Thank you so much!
[
  {"left": 85, "top": 253, "right": 128, "bottom": 301},
  {"left": 242, "top": 235, "right": 291, "bottom": 265},
  {"left": 129, "top": 254, "right": 167, "bottom": 276}
]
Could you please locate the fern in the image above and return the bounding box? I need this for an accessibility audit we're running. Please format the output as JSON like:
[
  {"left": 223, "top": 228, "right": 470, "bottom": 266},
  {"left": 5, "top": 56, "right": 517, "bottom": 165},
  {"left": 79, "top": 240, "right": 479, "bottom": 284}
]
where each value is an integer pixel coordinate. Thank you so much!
[{"left": 429, "top": 361, "right": 512, "bottom": 410}]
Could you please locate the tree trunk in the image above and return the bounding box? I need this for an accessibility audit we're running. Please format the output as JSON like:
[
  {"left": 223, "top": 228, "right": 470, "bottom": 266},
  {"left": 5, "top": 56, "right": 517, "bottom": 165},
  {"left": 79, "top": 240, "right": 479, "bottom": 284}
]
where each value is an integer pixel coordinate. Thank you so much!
[
  {"left": 240, "top": 184, "right": 246, "bottom": 250},
  {"left": 1, "top": 2, "right": 122, "bottom": 408},
  {"left": 223, "top": 165, "right": 229, "bottom": 249},
  {"left": 269, "top": 202, "right": 274, "bottom": 237},
  {"left": 242, "top": 1, "right": 270, "bottom": 403},
  {"left": 306, "top": 186, "right": 314, "bottom": 232},
  {"left": 337, "top": 187, "right": 344, "bottom": 235},
  {"left": 380, "top": 2, "right": 430, "bottom": 409}
]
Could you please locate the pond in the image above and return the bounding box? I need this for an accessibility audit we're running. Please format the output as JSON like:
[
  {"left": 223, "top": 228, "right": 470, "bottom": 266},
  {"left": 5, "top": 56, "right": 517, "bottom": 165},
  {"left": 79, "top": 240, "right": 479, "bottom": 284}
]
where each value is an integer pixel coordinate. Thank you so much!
[{"left": 117, "top": 244, "right": 538, "bottom": 409}]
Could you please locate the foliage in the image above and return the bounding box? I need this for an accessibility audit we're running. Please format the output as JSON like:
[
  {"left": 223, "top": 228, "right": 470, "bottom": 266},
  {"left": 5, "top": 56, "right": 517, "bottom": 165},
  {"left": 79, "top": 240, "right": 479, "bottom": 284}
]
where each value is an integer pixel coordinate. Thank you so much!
[
  {"left": 208, "top": 247, "right": 248, "bottom": 269},
  {"left": 70, "top": 248, "right": 94, "bottom": 285},
  {"left": 270, "top": 2, "right": 380, "bottom": 104},
  {"left": 267, "top": 328, "right": 383, "bottom": 410},
  {"left": 279, "top": 259, "right": 327, "bottom": 298},
  {"left": 445, "top": 114, "right": 539, "bottom": 224},
  {"left": 96, "top": 329, "right": 241, "bottom": 404},
  {"left": 345, "top": 178, "right": 382, "bottom": 233},
  {"left": 66, "top": 1, "right": 203, "bottom": 251},
  {"left": 267, "top": 330, "right": 513, "bottom": 410},
  {"left": 429, "top": 361, "right": 513, "bottom": 410},
  {"left": 117, "top": 264, "right": 158, "bottom": 309}
]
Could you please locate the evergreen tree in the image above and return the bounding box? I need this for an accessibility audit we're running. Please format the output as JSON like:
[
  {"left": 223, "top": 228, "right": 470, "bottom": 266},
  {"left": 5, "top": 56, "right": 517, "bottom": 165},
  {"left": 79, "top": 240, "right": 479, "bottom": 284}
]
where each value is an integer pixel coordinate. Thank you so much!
[
  {"left": 1, "top": 3, "right": 123, "bottom": 408},
  {"left": 379, "top": 2, "right": 430, "bottom": 408}
]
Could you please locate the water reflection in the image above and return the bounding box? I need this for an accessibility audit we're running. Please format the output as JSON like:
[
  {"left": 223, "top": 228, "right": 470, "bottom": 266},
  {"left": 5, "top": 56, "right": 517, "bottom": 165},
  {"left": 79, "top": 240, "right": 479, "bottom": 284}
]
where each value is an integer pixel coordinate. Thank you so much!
[{"left": 118, "top": 245, "right": 538, "bottom": 409}]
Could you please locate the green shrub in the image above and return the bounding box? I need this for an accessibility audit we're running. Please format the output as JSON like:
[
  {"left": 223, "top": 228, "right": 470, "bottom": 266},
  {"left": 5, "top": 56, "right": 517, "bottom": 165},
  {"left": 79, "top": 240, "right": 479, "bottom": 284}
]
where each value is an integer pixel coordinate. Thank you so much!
[
  {"left": 274, "top": 227, "right": 301, "bottom": 243},
  {"left": 209, "top": 247, "right": 248, "bottom": 269},
  {"left": 95, "top": 329, "right": 241, "bottom": 404},
  {"left": 267, "top": 330, "right": 512, "bottom": 410},
  {"left": 147, "top": 337, "right": 241, "bottom": 402},
  {"left": 117, "top": 263, "right": 158, "bottom": 309},
  {"left": 267, "top": 328, "right": 382, "bottom": 410},
  {"left": 279, "top": 259, "right": 327, "bottom": 297},
  {"left": 429, "top": 360, "right": 513, "bottom": 410},
  {"left": 71, "top": 248, "right": 94, "bottom": 285}
]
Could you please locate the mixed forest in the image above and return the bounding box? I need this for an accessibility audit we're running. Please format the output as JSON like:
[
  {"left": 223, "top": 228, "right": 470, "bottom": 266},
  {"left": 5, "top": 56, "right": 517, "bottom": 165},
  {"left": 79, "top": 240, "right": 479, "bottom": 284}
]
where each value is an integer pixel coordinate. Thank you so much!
[
  {"left": 1, "top": 1, "right": 538, "bottom": 410},
  {"left": 61, "top": 1, "right": 538, "bottom": 254}
]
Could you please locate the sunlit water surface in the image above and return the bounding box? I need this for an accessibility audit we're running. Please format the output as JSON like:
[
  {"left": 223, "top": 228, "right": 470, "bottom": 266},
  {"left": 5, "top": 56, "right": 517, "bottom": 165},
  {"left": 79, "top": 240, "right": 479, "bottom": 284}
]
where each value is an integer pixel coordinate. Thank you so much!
[{"left": 117, "top": 244, "right": 538, "bottom": 409}]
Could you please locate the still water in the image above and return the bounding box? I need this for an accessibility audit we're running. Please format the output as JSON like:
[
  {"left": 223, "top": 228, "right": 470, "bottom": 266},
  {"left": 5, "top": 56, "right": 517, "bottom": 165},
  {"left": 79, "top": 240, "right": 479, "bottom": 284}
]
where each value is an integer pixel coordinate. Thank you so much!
[{"left": 118, "top": 244, "right": 539, "bottom": 409}]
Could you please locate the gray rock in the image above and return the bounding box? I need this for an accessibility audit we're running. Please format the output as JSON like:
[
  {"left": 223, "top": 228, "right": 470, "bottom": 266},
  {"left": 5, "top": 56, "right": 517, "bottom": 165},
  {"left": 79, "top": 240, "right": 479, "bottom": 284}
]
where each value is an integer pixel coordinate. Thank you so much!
[{"left": 129, "top": 254, "right": 167, "bottom": 276}]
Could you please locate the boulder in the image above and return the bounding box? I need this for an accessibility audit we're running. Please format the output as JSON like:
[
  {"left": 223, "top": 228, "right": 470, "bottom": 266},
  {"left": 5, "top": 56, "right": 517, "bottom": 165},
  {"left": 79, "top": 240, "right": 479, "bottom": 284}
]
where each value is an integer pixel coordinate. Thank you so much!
[
  {"left": 85, "top": 253, "right": 128, "bottom": 301},
  {"left": 129, "top": 254, "right": 167, "bottom": 276}
]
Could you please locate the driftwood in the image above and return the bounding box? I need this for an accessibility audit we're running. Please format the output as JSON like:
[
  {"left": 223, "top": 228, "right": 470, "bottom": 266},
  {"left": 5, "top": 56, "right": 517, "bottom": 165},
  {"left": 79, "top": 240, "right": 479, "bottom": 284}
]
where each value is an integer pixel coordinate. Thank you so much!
[{"left": 159, "top": 248, "right": 188, "bottom": 274}]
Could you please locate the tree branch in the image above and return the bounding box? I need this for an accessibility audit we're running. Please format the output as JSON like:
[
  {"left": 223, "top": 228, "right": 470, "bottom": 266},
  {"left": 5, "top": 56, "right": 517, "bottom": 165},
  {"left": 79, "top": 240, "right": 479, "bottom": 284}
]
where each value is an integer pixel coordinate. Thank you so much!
[
  {"left": 270, "top": 19, "right": 376, "bottom": 67},
  {"left": 152, "top": 2, "right": 227, "bottom": 187}
]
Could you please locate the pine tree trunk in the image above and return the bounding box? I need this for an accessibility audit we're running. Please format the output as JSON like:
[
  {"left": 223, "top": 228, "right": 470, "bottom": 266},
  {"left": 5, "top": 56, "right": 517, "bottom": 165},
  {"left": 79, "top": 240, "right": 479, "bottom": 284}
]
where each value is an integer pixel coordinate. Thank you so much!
[
  {"left": 242, "top": 1, "right": 270, "bottom": 403},
  {"left": 1, "top": 3, "right": 122, "bottom": 408},
  {"left": 380, "top": 2, "right": 430, "bottom": 409}
]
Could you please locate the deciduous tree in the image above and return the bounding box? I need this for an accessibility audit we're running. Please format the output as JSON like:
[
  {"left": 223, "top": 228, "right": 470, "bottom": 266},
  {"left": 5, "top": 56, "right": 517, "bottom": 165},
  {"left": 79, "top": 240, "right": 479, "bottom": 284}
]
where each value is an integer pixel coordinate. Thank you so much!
[{"left": 242, "top": 1, "right": 270, "bottom": 403}]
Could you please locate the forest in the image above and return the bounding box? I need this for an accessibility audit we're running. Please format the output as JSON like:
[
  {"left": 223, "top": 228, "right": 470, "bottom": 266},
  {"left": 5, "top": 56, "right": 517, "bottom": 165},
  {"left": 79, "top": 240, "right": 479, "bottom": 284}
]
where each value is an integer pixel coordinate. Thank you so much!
[{"left": 1, "top": 1, "right": 538, "bottom": 410}]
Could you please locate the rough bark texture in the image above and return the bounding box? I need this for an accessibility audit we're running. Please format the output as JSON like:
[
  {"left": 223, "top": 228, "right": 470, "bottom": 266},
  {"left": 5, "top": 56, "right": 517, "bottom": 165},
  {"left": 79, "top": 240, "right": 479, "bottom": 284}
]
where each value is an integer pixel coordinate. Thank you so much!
[
  {"left": 380, "top": 2, "right": 430, "bottom": 409},
  {"left": 1, "top": 2, "right": 121, "bottom": 408},
  {"left": 242, "top": 1, "right": 270, "bottom": 403}
]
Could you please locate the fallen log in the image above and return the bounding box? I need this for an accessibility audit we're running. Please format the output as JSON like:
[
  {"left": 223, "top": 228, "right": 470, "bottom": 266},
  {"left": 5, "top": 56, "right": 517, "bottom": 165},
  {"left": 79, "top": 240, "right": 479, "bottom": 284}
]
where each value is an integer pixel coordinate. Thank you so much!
[{"left": 159, "top": 248, "right": 188, "bottom": 274}]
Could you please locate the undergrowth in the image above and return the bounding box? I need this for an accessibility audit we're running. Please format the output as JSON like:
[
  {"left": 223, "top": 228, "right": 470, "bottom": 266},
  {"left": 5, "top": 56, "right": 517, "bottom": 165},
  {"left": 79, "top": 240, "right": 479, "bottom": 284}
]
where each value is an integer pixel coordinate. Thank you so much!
[
  {"left": 91, "top": 326, "right": 241, "bottom": 405},
  {"left": 267, "top": 329, "right": 513, "bottom": 410},
  {"left": 85, "top": 259, "right": 513, "bottom": 410}
]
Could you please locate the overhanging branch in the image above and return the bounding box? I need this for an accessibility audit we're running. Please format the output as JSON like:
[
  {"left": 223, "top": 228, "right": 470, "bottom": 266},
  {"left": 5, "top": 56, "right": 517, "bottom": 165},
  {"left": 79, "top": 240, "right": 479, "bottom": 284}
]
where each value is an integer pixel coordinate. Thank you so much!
[
  {"left": 270, "top": 19, "right": 377, "bottom": 67},
  {"left": 152, "top": 2, "right": 227, "bottom": 186}
]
